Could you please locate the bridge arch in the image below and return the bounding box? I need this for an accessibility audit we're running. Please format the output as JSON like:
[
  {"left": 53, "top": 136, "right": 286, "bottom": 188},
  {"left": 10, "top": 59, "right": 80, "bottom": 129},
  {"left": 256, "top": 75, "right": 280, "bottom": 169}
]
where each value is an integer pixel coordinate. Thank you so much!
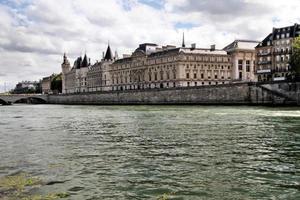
[
  {"left": 0, "top": 98, "right": 9, "bottom": 105},
  {"left": 14, "top": 96, "right": 47, "bottom": 104}
]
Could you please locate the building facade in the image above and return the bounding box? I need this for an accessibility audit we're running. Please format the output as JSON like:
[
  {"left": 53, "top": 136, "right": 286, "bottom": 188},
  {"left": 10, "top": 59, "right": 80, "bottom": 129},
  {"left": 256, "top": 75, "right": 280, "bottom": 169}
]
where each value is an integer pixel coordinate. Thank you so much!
[
  {"left": 223, "top": 40, "right": 259, "bottom": 82},
  {"left": 62, "top": 39, "right": 258, "bottom": 94},
  {"left": 41, "top": 74, "right": 56, "bottom": 94},
  {"left": 256, "top": 24, "right": 300, "bottom": 82}
]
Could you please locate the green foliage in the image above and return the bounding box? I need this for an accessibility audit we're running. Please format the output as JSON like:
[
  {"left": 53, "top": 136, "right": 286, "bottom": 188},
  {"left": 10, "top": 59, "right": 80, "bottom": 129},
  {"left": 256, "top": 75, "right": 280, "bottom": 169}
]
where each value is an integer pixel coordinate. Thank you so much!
[
  {"left": 157, "top": 193, "right": 170, "bottom": 200},
  {"left": 51, "top": 73, "right": 62, "bottom": 93},
  {"left": 293, "top": 36, "right": 300, "bottom": 49},
  {"left": 157, "top": 192, "right": 176, "bottom": 200},
  {"left": 290, "top": 36, "right": 300, "bottom": 76},
  {"left": 0, "top": 173, "right": 41, "bottom": 192},
  {"left": 0, "top": 173, "right": 69, "bottom": 200}
]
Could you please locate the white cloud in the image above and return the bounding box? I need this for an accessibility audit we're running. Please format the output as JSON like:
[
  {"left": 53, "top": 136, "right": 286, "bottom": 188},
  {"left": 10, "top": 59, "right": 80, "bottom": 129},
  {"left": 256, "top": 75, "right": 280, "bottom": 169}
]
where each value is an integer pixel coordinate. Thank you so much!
[{"left": 0, "top": 0, "right": 300, "bottom": 92}]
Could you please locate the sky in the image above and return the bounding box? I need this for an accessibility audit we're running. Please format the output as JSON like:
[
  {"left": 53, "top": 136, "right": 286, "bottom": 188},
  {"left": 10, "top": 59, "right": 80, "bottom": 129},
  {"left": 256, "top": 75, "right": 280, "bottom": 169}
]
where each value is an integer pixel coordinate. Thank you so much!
[{"left": 0, "top": 0, "right": 300, "bottom": 92}]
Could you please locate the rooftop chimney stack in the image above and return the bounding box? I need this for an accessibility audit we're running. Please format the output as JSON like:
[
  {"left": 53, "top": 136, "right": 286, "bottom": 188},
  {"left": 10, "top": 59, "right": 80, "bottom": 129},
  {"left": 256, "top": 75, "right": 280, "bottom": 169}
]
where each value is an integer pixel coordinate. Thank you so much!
[
  {"left": 210, "top": 44, "right": 216, "bottom": 51},
  {"left": 191, "top": 43, "right": 196, "bottom": 50}
]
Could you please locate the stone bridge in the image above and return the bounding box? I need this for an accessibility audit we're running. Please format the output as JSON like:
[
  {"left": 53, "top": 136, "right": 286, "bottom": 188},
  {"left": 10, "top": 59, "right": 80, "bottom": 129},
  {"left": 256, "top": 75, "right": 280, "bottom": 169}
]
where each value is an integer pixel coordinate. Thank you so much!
[{"left": 0, "top": 94, "right": 48, "bottom": 105}]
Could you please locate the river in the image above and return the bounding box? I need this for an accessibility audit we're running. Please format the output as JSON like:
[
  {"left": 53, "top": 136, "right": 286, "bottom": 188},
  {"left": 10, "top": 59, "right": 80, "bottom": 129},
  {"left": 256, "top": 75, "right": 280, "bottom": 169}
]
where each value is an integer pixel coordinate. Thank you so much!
[{"left": 0, "top": 105, "right": 300, "bottom": 199}]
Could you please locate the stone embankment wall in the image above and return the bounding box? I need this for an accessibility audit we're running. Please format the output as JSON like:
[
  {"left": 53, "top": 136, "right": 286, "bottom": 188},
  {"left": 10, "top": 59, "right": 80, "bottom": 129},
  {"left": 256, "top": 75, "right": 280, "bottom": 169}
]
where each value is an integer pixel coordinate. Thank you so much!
[{"left": 48, "top": 82, "right": 300, "bottom": 105}]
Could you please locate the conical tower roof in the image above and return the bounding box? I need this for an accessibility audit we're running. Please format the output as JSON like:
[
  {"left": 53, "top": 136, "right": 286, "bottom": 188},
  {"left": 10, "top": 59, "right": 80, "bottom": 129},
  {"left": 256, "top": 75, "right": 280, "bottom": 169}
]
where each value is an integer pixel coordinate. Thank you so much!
[
  {"left": 82, "top": 54, "right": 89, "bottom": 68},
  {"left": 104, "top": 44, "right": 113, "bottom": 60}
]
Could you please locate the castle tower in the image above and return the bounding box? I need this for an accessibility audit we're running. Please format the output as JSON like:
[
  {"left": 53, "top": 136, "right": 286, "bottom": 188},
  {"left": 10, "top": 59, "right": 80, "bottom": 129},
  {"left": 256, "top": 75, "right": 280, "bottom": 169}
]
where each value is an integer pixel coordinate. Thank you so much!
[{"left": 61, "top": 53, "right": 71, "bottom": 94}]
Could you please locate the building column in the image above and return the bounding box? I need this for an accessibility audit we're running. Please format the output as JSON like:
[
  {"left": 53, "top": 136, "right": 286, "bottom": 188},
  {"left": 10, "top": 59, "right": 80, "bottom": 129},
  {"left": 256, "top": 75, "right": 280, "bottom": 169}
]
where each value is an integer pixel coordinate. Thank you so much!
[
  {"left": 250, "top": 56, "right": 255, "bottom": 81},
  {"left": 234, "top": 57, "right": 239, "bottom": 80},
  {"left": 242, "top": 59, "right": 247, "bottom": 81}
]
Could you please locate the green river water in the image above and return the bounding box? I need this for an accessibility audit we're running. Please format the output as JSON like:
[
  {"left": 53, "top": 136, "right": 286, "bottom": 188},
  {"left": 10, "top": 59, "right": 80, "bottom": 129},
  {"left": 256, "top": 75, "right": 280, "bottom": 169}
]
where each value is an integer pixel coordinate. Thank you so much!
[{"left": 0, "top": 105, "right": 299, "bottom": 199}]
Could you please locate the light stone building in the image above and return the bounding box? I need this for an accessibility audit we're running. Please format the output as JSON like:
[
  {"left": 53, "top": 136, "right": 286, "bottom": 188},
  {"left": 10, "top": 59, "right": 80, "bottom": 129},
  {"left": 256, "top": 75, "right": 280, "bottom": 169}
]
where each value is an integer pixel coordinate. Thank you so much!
[
  {"left": 41, "top": 75, "right": 53, "bottom": 94},
  {"left": 110, "top": 43, "right": 233, "bottom": 91},
  {"left": 223, "top": 40, "right": 259, "bottom": 82},
  {"left": 62, "top": 38, "right": 258, "bottom": 94}
]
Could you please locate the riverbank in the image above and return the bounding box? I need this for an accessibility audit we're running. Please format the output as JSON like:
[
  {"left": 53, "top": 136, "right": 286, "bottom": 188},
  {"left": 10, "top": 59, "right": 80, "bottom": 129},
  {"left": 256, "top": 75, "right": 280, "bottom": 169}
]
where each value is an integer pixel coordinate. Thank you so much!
[{"left": 48, "top": 82, "right": 300, "bottom": 106}]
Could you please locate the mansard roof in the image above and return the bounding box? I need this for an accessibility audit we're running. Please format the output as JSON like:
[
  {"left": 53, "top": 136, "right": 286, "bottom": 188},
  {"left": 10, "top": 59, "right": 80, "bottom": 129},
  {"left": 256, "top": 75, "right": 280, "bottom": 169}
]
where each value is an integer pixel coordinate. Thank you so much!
[
  {"left": 256, "top": 33, "right": 272, "bottom": 48},
  {"left": 148, "top": 48, "right": 180, "bottom": 57},
  {"left": 113, "top": 57, "right": 132, "bottom": 64},
  {"left": 104, "top": 45, "right": 113, "bottom": 60},
  {"left": 256, "top": 24, "right": 300, "bottom": 48},
  {"left": 272, "top": 24, "right": 300, "bottom": 40},
  {"left": 135, "top": 43, "right": 158, "bottom": 52}
]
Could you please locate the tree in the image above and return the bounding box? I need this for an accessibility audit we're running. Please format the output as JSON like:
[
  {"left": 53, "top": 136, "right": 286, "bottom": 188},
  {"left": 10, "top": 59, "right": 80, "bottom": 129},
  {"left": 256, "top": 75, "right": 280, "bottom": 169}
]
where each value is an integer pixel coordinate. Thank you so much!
[
  {"left": 51, "top": 74, "right": 62, "bottom": 94},
  {"left": 290, "top": 36, "right": 300, "bottom": 79}
]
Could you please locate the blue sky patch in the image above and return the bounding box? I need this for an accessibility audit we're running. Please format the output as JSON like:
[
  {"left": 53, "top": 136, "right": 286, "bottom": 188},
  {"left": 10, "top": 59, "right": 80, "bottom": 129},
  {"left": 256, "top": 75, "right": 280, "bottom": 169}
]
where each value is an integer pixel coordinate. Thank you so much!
[
  {"left": 175, "top": 22, "right": 197, "bottom": 29},
  {"left": 138, "top": 0, "right": 164, "bottom": 9}
]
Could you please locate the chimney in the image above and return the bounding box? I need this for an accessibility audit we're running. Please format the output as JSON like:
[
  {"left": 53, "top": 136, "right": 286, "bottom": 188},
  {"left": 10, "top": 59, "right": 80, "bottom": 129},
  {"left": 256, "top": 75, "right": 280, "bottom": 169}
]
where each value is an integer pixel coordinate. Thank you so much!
[
  {"left": 210, "top": 44, "right": 215, "bottom": 51},
  {"left": 191, "top": 43, "right": 196, "bottom": 50}
]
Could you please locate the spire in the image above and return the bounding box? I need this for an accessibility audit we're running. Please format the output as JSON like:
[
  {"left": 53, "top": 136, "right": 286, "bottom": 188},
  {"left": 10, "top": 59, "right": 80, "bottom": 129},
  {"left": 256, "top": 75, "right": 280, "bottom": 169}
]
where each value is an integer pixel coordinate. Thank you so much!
[
  {"left": 182, "top": 32, "right": 185, "bottom": 48},
  {"left": 104, "top": 43, "right": 113, "bottom": 60},
  {"left": 82, "top": 53, "right": 88, "bottom": 68},
  {"left": 62, "top": 53, "right": 70, "bottom": 65}
]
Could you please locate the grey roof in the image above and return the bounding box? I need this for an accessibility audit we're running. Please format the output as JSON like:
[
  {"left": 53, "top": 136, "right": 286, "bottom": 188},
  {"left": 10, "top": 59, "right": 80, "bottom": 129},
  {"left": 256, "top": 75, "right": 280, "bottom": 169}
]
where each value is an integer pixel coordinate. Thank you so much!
[
  {"left": 81, "top": 54, "right": 89, "bottom": 68},
  {"left": 223, "top": 39, "right": 260, "bottom": 51},
  {"left": 104, "top": 45, "right": 113, "bottom": 60}
]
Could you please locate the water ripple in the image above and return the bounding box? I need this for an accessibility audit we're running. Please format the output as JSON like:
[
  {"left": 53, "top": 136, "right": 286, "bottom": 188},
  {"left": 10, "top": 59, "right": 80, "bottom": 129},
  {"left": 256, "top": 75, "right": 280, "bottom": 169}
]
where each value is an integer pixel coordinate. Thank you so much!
[{"left": 0, "top": 105, "right": 299, "bottom": 199}]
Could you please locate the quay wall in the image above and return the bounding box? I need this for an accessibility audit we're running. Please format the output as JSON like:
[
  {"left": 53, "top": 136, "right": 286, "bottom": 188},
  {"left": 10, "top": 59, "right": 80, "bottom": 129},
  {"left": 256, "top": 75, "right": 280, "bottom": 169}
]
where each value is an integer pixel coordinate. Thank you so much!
[{"left": 48, "top": 82, "right": 300, "bottom": 105}]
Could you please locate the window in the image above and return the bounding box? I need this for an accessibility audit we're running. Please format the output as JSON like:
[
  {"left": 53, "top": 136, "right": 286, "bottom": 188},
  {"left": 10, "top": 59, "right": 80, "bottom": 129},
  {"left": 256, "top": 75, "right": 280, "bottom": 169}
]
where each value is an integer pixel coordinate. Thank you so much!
[
  {"left": 186, "top": 73, "right": 190, "bottom": 79},
  {"left": 195, "top": 82, "right": 197, "bottom": 86},
  {"left": 238, "top": 60, "right": 243, "bottom": 70},
  {"left": 160, "top": 71, "right": 164, "bottom": 80},
  {"left": 246, "top": 60, "right": 250, "bottom": 72},
  {"left": 239, "top": 72, "right": 242, "bottom": 79},
  {"left": 187, "top": 82, "right": 190, "bottom": 87},
  {"left": 194, "top": 73, "right": 197, "bottom": 79},
  {"left": 201, "top": 73, "right": 204, "bottom": 79}
]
